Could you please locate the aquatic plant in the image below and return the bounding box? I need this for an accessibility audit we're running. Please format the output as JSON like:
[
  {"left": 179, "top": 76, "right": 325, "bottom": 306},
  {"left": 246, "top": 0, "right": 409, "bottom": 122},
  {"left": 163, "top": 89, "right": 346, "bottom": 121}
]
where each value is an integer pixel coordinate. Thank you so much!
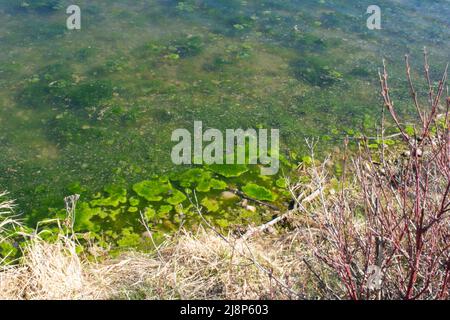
[
  {"left": 67, "top": 80, "right": 114, "bottom": 108},
  {"left": 14, "top": 0, "right": 62, "bottom": 12},
  {"left": 132, "top": 179, "right": 171, "bottom": 202},
  {"left": 208, "top": 164, "right": 248, "bottom": 178},
  {"left": 90, "top": 185, "right": 127, "bottom": 208},
  {"left": 290, "top": 57, "right": 343, "bottom": 87},
  {"left": 242, "top": 183, "right": 277, "bottom": 202}
]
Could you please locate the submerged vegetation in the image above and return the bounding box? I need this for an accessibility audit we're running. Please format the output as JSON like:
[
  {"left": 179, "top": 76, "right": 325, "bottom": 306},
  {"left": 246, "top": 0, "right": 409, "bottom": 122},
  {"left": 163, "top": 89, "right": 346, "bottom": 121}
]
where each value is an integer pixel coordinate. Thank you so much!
[
  {"left": 1, "top": 56, "right": 448, "bottom": 298},
  {"left": 1, "top": 0, "right": 449, "bottom": 219},
  {"left": 0, "top": 0, "right": 449, "bottom": 300}
]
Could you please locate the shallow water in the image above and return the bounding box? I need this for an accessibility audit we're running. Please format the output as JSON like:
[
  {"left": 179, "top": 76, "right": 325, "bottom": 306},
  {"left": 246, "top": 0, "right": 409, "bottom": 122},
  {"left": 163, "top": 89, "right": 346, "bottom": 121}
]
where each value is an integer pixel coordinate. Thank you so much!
[{"left": 0, "top": 0, "right": 449, "bottom": 218}]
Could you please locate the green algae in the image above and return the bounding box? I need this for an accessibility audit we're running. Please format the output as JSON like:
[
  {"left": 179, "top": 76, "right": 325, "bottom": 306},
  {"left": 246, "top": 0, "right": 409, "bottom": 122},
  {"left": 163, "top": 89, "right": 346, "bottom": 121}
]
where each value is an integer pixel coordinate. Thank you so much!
[
  {"left": 242, "top": 183, "right": 278, "bottom": 202},
  {"left": 0, "top": 0, "right": 448, "bottom": 247}
]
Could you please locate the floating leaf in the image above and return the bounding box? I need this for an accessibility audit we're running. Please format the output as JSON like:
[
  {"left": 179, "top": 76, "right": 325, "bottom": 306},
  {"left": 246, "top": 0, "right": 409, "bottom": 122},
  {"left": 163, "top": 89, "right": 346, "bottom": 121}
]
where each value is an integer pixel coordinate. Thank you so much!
[{"left": 196, "top": 180, "right": 212, "bottom": 192}]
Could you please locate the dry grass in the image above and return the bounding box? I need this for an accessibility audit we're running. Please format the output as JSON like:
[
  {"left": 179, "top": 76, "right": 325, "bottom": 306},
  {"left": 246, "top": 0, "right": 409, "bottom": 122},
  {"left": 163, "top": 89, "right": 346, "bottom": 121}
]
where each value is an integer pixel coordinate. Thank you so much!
[
  {"left": 116, "top": 228, "right": 310, "bottom": 300},
  {"left": 0, "top": 191, "right": 17, "bottom": 242},
  {"left": 0, "top": 230, "right": 314, "bottom": 300},
  {"left": 0, "top": 205, "right": 313, "bottom": 300}
]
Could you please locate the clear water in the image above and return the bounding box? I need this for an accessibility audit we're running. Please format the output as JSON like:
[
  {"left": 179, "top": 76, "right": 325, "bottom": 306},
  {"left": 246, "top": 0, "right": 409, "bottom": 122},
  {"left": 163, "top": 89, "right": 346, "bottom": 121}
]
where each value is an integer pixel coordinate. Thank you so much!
[{"left": 0, "top": 0, "right": 449, "bottom": 218}]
